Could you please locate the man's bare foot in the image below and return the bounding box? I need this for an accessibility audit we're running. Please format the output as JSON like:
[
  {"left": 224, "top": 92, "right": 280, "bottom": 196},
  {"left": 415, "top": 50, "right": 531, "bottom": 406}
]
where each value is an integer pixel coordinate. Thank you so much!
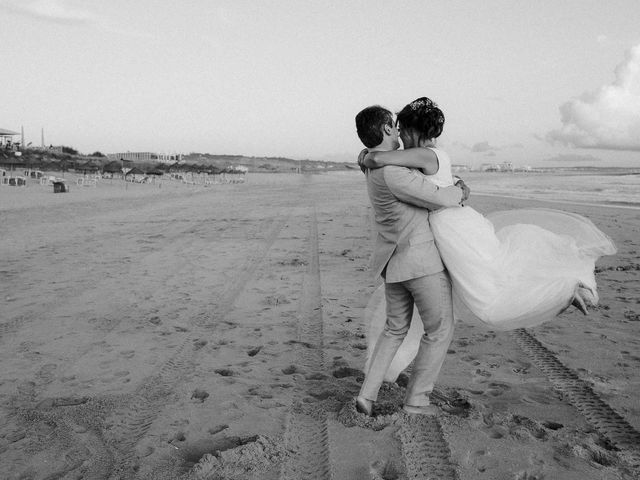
[
  {"left": 402, "top": 404, "right": 439, "bottom": 416},
  {"left": 355, "top": 396, "right": 373, "bottom": 416}
]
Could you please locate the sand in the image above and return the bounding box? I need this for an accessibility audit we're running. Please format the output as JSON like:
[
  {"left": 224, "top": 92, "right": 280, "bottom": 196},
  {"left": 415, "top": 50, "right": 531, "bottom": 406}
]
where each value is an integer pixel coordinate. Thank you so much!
[{"left": 0, "top": 172, "right": 638, "bottom": 479}]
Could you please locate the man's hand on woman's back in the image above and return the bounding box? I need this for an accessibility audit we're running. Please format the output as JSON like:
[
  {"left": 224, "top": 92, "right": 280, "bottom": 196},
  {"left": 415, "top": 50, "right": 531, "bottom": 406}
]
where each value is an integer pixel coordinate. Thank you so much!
[{"left": 454, "top": 177, "right": 470, "bottom": 203}]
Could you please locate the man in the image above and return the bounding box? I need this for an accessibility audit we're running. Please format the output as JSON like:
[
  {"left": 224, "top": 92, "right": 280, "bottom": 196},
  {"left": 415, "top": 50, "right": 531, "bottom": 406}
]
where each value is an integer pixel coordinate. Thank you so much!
[{"left": 354, "top": 105, "right": 468, "bottom": 416}]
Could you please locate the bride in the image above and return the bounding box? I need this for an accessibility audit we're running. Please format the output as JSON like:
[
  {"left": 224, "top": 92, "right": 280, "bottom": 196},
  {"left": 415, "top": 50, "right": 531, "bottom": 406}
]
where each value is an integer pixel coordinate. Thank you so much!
[{"left": 359, "top": 97, "right": 617, "bottom": 382}]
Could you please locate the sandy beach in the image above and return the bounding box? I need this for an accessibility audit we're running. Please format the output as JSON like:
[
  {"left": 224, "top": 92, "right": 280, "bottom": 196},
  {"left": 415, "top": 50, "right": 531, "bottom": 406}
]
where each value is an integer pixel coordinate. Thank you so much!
[{"left": 1, "top": 171, "right": 638, "bottom": 479}]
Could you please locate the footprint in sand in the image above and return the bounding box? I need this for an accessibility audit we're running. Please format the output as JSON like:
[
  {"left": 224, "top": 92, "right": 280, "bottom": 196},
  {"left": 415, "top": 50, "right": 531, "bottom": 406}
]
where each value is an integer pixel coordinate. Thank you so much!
[
  {"left": 208, "top": 424, "right": 229, "bottom": 435},
  {"left": 479, "top": 414, "right": 508, "bottom": 440},
  {"left": 508, "top": 415, "right": 548, "bottom": 441},
  {"left": 191, "top": 389, "right": 209, "bottom": 402},
  {"left": 137, "top": 445, "right": 155, "bottom": 458},
  {"left": 193, "top": 339, "right": 208, "bottom": 351},
  {"left": 475, "top": 369, "right": 492, "bottom": 378},
  {"left": 119, "top": 350, "right": 135, "bottom": 359},
  {"left": 332, "top": 367, "right": 362, "bottom": 378},
  {"left": 542, "top": 420, "right": 563, "bottom": 430},
  {"left": 247, "top": 346, "right": 263, "bottom": 357},
  {"left": 511, "top": 361, "right": 531, "bottom": 375},
  {"left": 486, "top": 382, "right": 511, "bottom": 397},
  {"left": 247, "top": 386, "right": 274, "bottom": 399},
  {"left": 369, "top": 459, "right": 400, "bottom": 480},
  {"left": 171, "top": 431, "right": 187, "bottom": 444},
  {"left": 461, "top": 355, "right": 481, "bottom": 366}
]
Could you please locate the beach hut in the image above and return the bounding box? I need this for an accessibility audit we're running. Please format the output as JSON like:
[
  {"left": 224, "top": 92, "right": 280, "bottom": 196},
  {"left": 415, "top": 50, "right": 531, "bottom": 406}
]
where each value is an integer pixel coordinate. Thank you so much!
[
  {"left": 102, "top": 160, "right": 123, "bottom": 178},
  {"left": 124, "top": 166, "right": 145, "bottom": 182},
  {"left": 53, "top": 180, "right": 68, "bottom": 193},
  {"left": 8, "top": 176, "right": 27, "bottom": 186}
]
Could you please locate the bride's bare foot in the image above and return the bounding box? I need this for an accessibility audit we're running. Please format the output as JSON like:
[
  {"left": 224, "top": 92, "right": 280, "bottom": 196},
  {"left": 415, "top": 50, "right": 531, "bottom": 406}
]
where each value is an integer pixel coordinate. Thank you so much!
[
  {"left": 355, "top": 396, "right": 373, "bottom": 416},
  {"left": 571, "top": 288, "right": 589, "bottom": 315},
  {"left": 577, "top": 284, "right": 597, "bottom": 306}
]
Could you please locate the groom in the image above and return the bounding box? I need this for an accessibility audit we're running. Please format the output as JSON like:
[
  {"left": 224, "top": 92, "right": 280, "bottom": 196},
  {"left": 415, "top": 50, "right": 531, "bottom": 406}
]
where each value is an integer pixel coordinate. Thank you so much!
[{"left": 354, "top": 105, "right": 468, "bottom": 415}]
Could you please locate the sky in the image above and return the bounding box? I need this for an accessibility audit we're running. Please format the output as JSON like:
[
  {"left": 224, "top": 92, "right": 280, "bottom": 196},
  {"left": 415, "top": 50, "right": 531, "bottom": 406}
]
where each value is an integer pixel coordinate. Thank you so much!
[{"left": 1, "top": 0, "right": 639, "bottom": 168}]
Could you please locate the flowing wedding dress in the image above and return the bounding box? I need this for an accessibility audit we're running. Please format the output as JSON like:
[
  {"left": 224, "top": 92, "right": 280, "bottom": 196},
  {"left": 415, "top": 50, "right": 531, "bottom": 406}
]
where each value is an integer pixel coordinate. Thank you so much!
[{"left": 365, "top": 148, "right": 617, "bottom": 381}]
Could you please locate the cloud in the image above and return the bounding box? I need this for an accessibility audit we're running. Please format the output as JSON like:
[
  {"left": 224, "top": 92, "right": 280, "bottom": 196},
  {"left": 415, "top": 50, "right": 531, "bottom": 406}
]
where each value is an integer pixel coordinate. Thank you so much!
[
  {"left": 471, "top": 141, "right": 497, "bottom": 153},
  {"left": 0, "top": 0, "right": 94, "bottom": 24},
  {"left": 547, "top": 44, "right": 640, "bottom": 151}
]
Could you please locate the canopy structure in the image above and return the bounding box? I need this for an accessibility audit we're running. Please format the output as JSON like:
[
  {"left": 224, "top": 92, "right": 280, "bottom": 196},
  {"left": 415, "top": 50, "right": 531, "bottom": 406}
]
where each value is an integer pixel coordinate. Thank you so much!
[{"left": 0, "top": 128, "right": 20, "bottom": 136}]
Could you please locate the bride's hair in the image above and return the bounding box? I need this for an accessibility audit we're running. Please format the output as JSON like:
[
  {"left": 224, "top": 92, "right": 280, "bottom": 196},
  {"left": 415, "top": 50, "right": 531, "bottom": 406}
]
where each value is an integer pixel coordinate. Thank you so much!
[
  {"left": 355, "top": 105, "right": 394, "bottom": 148},
  {"left": 397, "top": 97, "right": 445, "bottom": 143}
]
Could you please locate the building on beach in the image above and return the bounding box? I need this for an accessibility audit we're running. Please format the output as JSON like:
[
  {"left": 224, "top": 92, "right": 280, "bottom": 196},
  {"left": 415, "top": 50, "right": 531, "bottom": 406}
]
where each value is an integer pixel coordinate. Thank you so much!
[
  {"left": 107, "top": 152, "right": 182, "bottom": 164},
  {"left": 0, "top": 128, "right": 20, "bottom": 150},
  {"left": 480, "top": 162, "right": 515, "bottom": 172}
]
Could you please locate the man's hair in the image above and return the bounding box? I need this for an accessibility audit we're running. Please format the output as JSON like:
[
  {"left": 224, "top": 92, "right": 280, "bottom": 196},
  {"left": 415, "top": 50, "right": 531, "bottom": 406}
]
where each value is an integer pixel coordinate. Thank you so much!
[{"left": 355, "top": 105, "right": 394, "bottom": 148}]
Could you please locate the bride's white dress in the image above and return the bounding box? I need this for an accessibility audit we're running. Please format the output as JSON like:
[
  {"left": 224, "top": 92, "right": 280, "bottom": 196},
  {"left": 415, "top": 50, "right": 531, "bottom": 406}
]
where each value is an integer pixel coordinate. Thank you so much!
[{"left": 365, "top": 149, "right": 617, "bottom": 381}]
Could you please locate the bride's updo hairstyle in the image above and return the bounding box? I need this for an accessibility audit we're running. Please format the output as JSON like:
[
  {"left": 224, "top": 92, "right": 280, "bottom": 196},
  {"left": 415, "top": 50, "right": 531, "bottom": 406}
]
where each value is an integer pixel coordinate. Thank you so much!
[{"left": 396, "top": 97, "right": 445, "bottom": 143}]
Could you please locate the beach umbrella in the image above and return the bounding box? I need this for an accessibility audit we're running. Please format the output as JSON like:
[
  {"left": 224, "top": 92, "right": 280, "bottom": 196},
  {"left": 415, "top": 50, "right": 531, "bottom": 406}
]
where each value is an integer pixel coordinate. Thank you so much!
[
  {"left": 125, "top": 166, "right": 144, "bottom": 176},
  {"left": 0, "top": 155, "right": 24, "bottom": 172},
  {"left": 149, "top": 163, "right": 168, "bottom": 172},
  {"left": 191, "top": 164, "right": 208, "bottom": 173},
  {"left": 168, "top": 162, "right": 184, "bottom": 173},
  {"left": 57, "top": 158, "right": 76, "bottom": 172},
  {"left": 103, "top": 160, "right": 123, "bottom": 174},
  {"left": 78, "top": 160, "right": 100, "bottom": 173},
  {"left": 39, "top": 161, "right": 55, "bottom": 171}
]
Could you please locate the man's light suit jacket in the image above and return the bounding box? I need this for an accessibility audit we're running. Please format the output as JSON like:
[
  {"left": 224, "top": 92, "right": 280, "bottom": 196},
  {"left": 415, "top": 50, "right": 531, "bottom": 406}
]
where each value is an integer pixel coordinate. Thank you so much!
[{"left": 366, "top": 166, "right": 463, "bottom": 283}]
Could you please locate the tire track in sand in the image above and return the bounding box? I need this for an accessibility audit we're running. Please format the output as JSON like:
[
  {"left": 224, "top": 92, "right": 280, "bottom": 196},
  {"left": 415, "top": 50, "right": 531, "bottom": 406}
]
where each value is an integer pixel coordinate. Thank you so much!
[
  {"left": 280, "top": 207, "right": 332, "bottom": 480},
  {"left": 512, "top": 328, "right": 640, "bottom": 470},
  {"left": 105, "top": 214, "right": 290, "bottom": 478},
  {"left": 399, "top": 413, "right": 459, "bottom": 480}
]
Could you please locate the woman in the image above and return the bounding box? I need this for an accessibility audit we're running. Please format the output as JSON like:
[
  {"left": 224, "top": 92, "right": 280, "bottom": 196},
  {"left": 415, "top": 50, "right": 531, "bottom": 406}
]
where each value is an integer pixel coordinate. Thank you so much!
[{"left": 360, "top": 97, "right": 617, "bottom": 382}]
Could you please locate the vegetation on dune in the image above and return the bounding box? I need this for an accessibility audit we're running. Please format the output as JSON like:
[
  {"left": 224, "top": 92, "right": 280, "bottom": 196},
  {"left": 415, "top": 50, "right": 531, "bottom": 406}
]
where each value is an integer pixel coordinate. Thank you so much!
[{"left": 0, "top": 147, "right": 354, "bottom": 174}]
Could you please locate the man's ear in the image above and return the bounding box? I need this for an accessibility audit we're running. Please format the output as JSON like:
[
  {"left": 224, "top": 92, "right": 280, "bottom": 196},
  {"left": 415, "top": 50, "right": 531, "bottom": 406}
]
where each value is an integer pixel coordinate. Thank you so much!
[{"left": 382, "top": 124, "right": 392, "bottom": 135}]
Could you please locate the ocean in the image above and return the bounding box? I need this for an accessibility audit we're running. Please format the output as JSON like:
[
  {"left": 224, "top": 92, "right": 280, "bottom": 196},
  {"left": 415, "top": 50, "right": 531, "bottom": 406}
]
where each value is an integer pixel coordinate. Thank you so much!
[{"left": 463, "top": 170, "right": 640, "bottom": 208}]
